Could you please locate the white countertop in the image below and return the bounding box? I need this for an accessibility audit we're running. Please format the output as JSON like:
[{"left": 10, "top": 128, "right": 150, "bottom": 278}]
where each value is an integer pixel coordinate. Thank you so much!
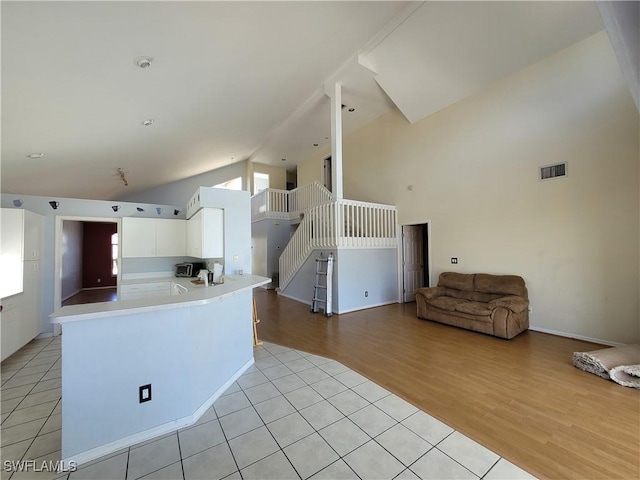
[{"left": 50, "top": 274, "right": 271, "bottom": 324}]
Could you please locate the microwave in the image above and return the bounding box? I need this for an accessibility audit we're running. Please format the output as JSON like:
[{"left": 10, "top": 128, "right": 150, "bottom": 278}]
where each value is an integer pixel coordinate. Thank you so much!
[
  {"left": 175, "top": 262, "right": 207, "bottom": 278},
  {"left": 175, "top": 263, "right": 192, "bottom": 277}
]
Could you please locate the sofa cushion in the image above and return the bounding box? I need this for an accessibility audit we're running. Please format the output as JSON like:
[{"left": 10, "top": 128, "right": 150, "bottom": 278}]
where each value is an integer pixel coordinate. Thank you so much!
[
  {"left": 454, "top": 301, "right": 493, "bottom": 316},
  {"left": 428, "top": 296, "right": 463, "bottom": 312},
  {"left": 445, "top": 288, "right": 501, "bottom": 303},
  {"left": 438, "top": 272, "right": 475, "bottom": 292},
  {"left": 475, "top": 274, "right": 528, "bottom": 298}
]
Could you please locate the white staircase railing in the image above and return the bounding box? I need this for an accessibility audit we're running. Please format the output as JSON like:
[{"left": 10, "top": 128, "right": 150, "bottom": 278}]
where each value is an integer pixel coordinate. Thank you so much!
[
  {"left": 288, "top": 181, "right": 333, "bottom": 215},
  {"left": 251, "top": 181, "right": 332, "bottom": 222},
  {"left": 278, "top": 199, "right": 397, "bottom": 291}
]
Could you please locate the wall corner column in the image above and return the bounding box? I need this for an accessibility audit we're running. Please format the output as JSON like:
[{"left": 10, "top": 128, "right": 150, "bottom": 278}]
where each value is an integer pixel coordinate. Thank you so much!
[{"left": 330, "top": 82, "right": 344, "bottom": 200}]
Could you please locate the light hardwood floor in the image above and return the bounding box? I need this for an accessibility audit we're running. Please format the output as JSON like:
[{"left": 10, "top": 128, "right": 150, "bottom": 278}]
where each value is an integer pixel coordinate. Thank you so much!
[{"left": 254, "top": 289, "right": 640, "bottom": 480}]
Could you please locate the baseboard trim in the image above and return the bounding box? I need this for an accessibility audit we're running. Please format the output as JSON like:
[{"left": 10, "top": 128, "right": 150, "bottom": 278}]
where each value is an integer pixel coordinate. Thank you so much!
[
  {"left": 35, "top": 332, "right": 54, "bottom": 339},
  {"left": 60, "top": 358, "right": 254, "bottom": 471},
  {"left": 61, "top": 289, "right": 82, "bottom": 302},
  {"left": 337, "top": 301, "right": 399, "bottom": 314},
  {"left": 528, "top": 326, "right": 624, "bottom": 347},
  {"left": 276, "top": 292, "right": 397, "bottom": 315},
  {"left": 277, "top": 291, "right": 312, "bottom": 307}
]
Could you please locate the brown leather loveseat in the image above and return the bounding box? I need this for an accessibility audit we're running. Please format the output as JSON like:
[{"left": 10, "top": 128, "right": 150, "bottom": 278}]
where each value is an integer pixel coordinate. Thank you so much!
[{"left": 416, "top": 272, "right": 529, "bottom": 339}]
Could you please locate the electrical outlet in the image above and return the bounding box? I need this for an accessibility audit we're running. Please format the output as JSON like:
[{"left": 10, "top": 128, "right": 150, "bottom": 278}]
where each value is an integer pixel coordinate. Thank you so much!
[
  {"left": 139, "top": 384, "right": 152, "bottom": 403},
  {"left": 451, "top": 257, "right": 458, "bottom": 264},
  {"left": 364, "top": 291, "right": 369, "bottom": 297},
  {"left": 233, "top": 254, "right": 239, "bottom": 263},
  {"left": 97, "top": 278, "right": 101, "bottom": 283}
]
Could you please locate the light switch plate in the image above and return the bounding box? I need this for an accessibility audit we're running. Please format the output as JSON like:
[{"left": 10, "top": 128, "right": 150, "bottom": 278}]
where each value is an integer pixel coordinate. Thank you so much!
[{"left": 139, "top": 384, "right": 152, "bottom": 403}]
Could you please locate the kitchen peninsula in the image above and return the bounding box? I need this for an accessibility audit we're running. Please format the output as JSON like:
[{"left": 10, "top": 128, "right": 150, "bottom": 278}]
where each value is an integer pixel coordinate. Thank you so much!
[{"left": 50, "top": 273, "right": 270, "bottom": 469}]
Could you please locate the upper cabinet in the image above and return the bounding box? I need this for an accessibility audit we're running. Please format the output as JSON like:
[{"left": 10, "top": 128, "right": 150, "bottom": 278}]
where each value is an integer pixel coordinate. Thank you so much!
[
  {"left": 186, "top": 208, "right": 223, "bottom": 259},
  {"left": 122, "top": 218, "right": 186, "bottom": 258},
  {"left": 1, "top": 209, "right": 43, "bottom": 298},
  {"left": 23, "top": 210, "right": 43, "bottom": 260},
  {"left": 156, "top": 219, "right": 187, "bottom": 257}
]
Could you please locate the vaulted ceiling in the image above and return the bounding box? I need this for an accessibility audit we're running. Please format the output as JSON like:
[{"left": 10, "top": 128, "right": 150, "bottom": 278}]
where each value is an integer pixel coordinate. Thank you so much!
[{"left": 1, "top": 1, "right": 606, "bottom": 201}]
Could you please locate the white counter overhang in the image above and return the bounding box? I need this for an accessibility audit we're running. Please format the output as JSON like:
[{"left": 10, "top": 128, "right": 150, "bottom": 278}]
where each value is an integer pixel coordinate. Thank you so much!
[{"left": 50, "top": 274, "right": 270, "bottom": 324}]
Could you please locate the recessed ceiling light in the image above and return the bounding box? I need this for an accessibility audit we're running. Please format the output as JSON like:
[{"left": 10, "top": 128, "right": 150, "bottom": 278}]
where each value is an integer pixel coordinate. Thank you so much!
[
  {"left": 134, "top": 56, "right": 153, "bottom": 68},
  {"left": 26, "top": 153, "right": 44, "bottom": 159},
  {"left": 141, "top": 119, "right": 155, "bottom": 126}
]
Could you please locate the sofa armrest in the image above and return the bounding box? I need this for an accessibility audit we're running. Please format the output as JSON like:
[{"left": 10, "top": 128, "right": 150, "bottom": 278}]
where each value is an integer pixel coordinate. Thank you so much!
[
  {"left": 416, "top": 287, "right": 446, "bottom": 300},
  {"left": 488, "top": 296, "right": 529, "bottom": 314}
]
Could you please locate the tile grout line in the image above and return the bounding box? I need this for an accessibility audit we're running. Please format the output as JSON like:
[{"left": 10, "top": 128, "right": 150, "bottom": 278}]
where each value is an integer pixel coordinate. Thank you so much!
[
  {"left": 1, "top": 337, "right": 61, "bottom": 479},
  {"left": 259, "top": 345, "right": 503, "bottom": 479},
  {"left": 175, "top": 430, "right": 186, "bottom": 480},
  {"left": 212, "top": 401, "right": 245, "bottom": 479},
  {"left": 1, "top": 337, "right": 59, "bottom": 422},
  {"left": 2, "top": 339, "right": 517, "bottom": 480},
  {"left": 251, "top": 348, "right": 405, "bottom": 478}
]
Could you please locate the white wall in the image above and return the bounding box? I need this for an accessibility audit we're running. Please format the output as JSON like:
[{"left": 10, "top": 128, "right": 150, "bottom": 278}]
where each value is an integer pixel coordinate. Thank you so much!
[
  {"left": 195, "top": 188, "right": 253, "bottom": 276},
  {"left": 281, "top": 248, "right": 398, "bottom": 314},
  {"left": 1, "top": 194, "right": 185, "bottom": 335},
  {"left": 61, "top": 221, "right": 83, "bottom": 301},
  {"left": 335, "top": 248, "right": 398, "bottom": 313},
  {"left": 251, "top": 162, "right": 288, "bottom": 192},
  {"left": 251, "top": 218, "right": 293, "bottom": 284},
  {"left": 297, "top": 31, "right": 638, "bottom": 344},
  {"left": 120, "top": 160, "right": 249, "bottom": 207}
]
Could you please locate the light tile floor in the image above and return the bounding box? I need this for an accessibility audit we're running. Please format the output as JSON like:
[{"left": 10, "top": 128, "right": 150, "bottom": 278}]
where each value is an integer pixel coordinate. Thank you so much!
[{"left": 1, "top": 337, "right": 537, "bottom": 480}]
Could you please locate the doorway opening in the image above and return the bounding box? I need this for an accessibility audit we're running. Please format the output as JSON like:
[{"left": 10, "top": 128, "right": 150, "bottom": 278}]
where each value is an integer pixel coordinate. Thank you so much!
[
  {"left": 55, "top": 217, "right": 120, "bottom": 310},
  {"left": 323, "top": 156, "right": 332, "bottom": 192},
  {"left": 401, "top": 222, "right": 430, "bottom": 302}
]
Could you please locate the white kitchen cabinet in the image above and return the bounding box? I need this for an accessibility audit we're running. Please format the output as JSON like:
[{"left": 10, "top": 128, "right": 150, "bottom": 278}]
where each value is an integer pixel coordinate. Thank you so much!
[
  {"left": 156, "top": 219, "right": 186, "bottom": 256},
  {"left": 23, "top": 210, "right": 44, "bottom": 260},
  {"left": 1, "top": 209, "right": 43, "bottom": 361},
  {"left": 122, "top": 218, "right": 186, "bottom": 258},
  {"left": 1, "top": 209, "right": 43, "bottom": 298},
  {"left": 1, "top": 295, "right": 23, "bottom": 362},
  {"left": 1, "top": 209, "right": 24, "bottom": 298},
  {"left": 121, "top": 218, "right": 156, "bottom": 257},
  {"left": 187, "top": 208, "right": 223, "bottom": 258},
  {"left": 21, "top": 261, "right": 42, "bottom": 342}
]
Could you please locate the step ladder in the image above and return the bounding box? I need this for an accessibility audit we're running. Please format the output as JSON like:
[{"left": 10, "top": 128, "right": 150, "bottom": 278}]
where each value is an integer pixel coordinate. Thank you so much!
[{"left": 311, "top": 253, "right": 334, "bottom": 317}]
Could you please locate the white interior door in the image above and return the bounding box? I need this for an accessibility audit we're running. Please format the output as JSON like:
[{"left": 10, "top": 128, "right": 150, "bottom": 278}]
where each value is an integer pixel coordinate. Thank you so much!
[{"left": 402, "top": 225, "right": 424, "bottom": 302}]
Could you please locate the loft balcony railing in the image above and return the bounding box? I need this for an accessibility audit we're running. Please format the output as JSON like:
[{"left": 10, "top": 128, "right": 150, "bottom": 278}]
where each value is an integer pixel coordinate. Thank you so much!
[
  {"left": 251, "top": 181, "right": 398, "bottom": 291},
  {"left": 278, "top": 199, "right": 398, "bottom": 290},
  {"left": 251, "top": 181, "right": 332, "bottom": 222}
]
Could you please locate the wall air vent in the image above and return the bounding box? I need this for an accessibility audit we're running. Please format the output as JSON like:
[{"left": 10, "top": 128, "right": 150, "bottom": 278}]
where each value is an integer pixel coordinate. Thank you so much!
[{"left": 539, "top": 162, "right": 567, "bottom": 181}]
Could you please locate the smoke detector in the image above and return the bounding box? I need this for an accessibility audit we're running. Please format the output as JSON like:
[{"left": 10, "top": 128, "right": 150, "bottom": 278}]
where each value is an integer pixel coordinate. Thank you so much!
[{"left": 134, "top": 56, "right": 153, "bottom": 68}]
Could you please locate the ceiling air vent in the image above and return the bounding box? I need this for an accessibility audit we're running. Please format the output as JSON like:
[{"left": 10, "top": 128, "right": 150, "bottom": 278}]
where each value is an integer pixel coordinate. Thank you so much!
[{"left": 539, "top": 162, "right": 567, "bottom": 181}]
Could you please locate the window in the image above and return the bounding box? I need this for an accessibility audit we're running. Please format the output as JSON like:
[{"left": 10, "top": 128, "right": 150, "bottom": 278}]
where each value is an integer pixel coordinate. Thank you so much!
[
  {"left": 213, "top": 176, "right": 242, "bottom": 190},
  {"left": 111, "top": 233, "right": 118, "bottom": 276},
  {"left": 253, "top": 172, "right": 269, "bottom": 195}
]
